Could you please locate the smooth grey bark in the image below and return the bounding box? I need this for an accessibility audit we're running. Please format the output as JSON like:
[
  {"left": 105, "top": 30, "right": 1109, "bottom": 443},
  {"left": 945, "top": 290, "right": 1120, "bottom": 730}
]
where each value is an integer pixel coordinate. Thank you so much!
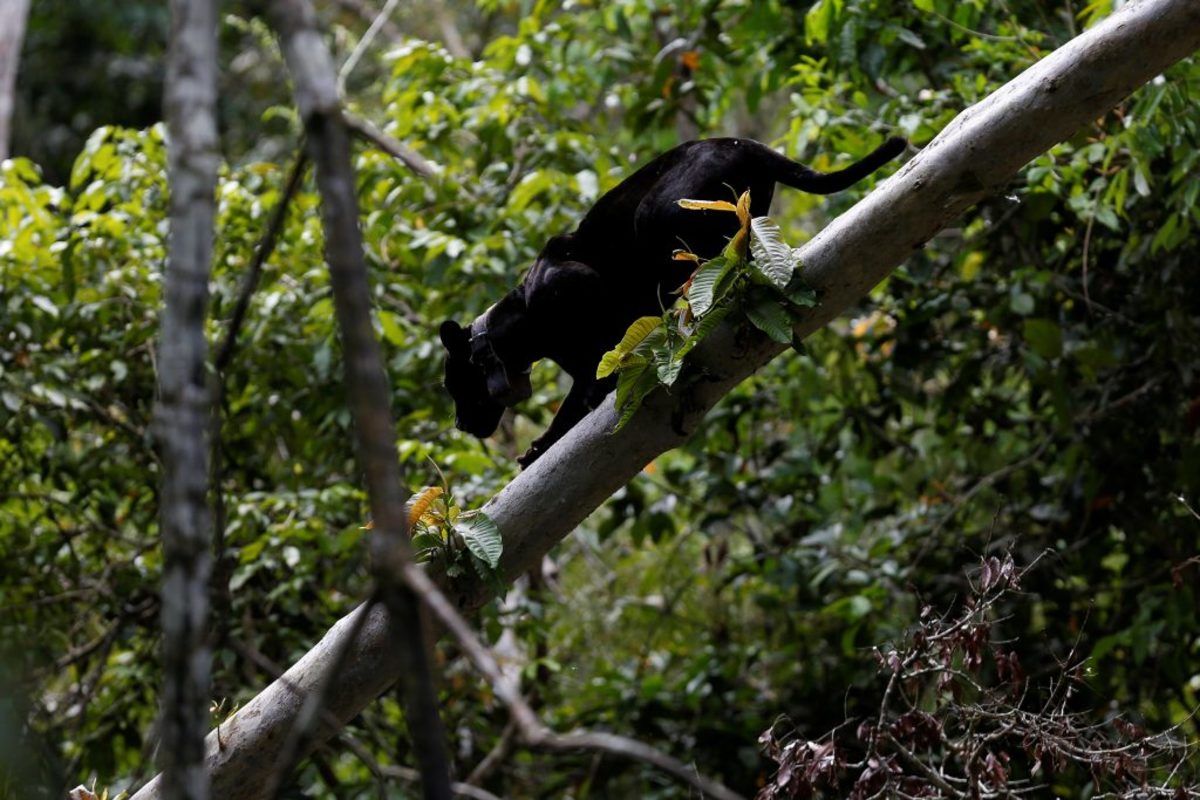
[
  {"left": 254, "top": 1, "right": 453, "bottom": 798},
  {"left": 130, "top": 1, "right": 1200, "bottom": 797},
  {"left": 156, "top": 1, "right": 220, "bottom": 799},
  {"left": 0, "top": 0, "right": 31, "bottom": 160}
]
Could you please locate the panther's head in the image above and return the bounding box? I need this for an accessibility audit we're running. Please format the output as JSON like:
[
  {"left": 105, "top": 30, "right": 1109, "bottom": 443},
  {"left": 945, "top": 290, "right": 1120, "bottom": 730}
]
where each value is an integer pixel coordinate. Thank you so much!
[{"left": 439, "top": 314, "right": 532, "bottom": 439}]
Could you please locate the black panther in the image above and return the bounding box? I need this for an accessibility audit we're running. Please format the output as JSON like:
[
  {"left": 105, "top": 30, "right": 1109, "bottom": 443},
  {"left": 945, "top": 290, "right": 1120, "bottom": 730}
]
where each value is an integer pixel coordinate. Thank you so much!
[{"left": 440, "top": 136, "right": 906, "bottom": 467}]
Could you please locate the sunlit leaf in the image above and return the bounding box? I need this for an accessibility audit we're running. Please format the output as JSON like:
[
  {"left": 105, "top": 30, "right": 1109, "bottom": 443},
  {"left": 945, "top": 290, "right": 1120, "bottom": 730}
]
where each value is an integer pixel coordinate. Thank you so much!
[
  {"left": 597, "top": 316, "right": 663, "bottom": 377},
  {"left": 455, "top": 512, "right": 502, "bottom": 569},
  {"left": 405, "top": 485, "right": 445, "bottom": 529},
  {"left": 657, "top": 356, "right": 683, "bottom": 386},
  {"left": 735, "top": 189, "right": 751, "bottom": 229},
  {"left": 687, "top": 256, "right": 733, "bottom": 317},
  {"left": 749, "top": 216, "right": 794, "bottom": 289},
  {"left": 677, "top": 198, "right": 737, "bottom": 213},
  {"left": 615, "top": 316, "right": 662, "bottom": 355}
]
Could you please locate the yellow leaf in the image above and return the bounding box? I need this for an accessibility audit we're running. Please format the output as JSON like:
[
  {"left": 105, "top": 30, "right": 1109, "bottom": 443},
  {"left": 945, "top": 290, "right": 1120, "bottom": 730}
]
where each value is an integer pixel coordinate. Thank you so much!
[
  {"left": 677, "top": 198, "right": 738, "bottom": 213},
  {"left": 960, "top": 251, "right": 984, "bottom": 281},
  {"left": 725, "top": 226, "right": 749, "bottom": 260},
  {"left": 596, "top": 350, "right": 621, "bottom": 379},
  {"left": 406, "top": 486, "right": 444, "bottom": 529},
  {"left": 735, "top": 190, "right": 751, "bottom": 229},
  {"left": 672, "top": 249, "right": 701, "bottom": 262}
]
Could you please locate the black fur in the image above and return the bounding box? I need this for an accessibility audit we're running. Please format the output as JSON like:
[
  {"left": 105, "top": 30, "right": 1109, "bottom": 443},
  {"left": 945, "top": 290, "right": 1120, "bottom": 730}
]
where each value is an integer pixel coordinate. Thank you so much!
[{"left": 440, "top": 136, "right": 906, "bottom": 466}]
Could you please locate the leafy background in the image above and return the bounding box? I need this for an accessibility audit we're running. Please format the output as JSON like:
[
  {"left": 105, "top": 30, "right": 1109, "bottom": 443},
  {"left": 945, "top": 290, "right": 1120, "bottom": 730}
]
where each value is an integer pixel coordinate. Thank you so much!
[{"left": 1, "top": 0, "right": 1198, "bottom": 797}]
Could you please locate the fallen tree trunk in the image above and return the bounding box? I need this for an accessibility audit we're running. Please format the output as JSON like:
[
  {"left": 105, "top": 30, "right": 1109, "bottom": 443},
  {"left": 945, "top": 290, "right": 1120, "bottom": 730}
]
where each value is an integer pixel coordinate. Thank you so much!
[{"left": 130, "top": 1, "right": 1200, "bottom": 797}]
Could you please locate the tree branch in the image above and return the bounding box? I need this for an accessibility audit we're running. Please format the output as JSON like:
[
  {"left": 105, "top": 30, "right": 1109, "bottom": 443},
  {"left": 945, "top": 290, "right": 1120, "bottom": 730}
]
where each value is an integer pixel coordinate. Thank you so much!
[
  {"left": 0, "top": 0, "right": 30, "bottom": 161},
  {"left": 342, "top": 111, "right": 437, "bottom": 178},
  {"left": 130, "top": 1, "right": 1200, "bottom": 797},
  {"left": 214, "top": 148, "right": 309, "bottom": 373},
  {"left": 257, "top": 0, "right": 454, "bottom": 798},
  {"left": 402, "top": 562, "right": 747, "bottom": 800}
]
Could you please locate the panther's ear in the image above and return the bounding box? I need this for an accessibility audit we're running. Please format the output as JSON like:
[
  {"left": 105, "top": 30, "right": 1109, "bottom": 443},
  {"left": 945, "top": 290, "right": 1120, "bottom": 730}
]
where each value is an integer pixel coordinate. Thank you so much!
[{"left": 439, "top": 320, "right": 469, "bottom": 353}]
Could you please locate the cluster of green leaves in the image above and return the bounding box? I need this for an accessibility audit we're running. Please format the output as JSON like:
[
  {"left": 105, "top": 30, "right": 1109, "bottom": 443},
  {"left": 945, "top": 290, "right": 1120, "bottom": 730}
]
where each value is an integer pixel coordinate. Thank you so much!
[
  {"left": 598, "top": 191, "right": 818, "bottom": 429},
  {"left": 401, "top": 480, "right": 502, "bottom": 576}
]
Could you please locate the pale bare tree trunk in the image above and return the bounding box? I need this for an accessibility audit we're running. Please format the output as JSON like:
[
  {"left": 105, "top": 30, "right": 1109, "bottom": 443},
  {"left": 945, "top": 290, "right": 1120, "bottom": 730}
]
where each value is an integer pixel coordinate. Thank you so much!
[
  {"left": 0, "top": 0, "right": 31, "bottom": 160},
  {"left": 156, "top": 1, "right": 220, "bottom": 799},
  {"left": 129, "top": 0, "right": 1200, "bottom": 797}
]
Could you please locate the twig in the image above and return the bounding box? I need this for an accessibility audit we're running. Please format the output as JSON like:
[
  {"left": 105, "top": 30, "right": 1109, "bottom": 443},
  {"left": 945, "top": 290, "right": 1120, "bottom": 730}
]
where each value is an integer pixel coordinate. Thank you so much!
[
  {"left": 883, "top": 732, "right": 961, "bottom": 795},
  {"left": 403, "top": 563, "right": 747, "bottom": 800},
  {"left": 342, "top": 111, "right": 437, "bottom": 178},
  {"left": 328, "top": 0, "right": 402, "bottom": 41},
  {"left": 1177, "top": 495, "right": 1200, "bottom": 521},
  {"left": 211, "top": 147, "right": 308, "bottom": 667},
  {"left": 435, "top": 2, "right": 470, "bottom": 59},
  {"left": 263, "top": 1, "right": 454, "bottom": 797},
  {"left": 464, "top": 720, "right": 516, "bottom": 787},
  {"left": 1080, "top": 205, "right": 1096, "bottom": 315},
  {"left": 1078, "top": 375, "right": 1162, "bottom": 423},
  {"left": 337, "top": 0, "right": 402, "bottom": 92},
  {"left": 338, "top": 733, "right": 504, "bottom": 800},
  {"left": 214, "top": 148, "right": 309, "bottom": 373}
]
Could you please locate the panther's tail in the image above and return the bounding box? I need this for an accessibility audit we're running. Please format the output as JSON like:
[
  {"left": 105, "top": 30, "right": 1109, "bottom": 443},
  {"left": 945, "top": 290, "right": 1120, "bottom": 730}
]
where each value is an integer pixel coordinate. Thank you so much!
[{"left": 761, "top": 137, "right": 906, "bottom": 195}]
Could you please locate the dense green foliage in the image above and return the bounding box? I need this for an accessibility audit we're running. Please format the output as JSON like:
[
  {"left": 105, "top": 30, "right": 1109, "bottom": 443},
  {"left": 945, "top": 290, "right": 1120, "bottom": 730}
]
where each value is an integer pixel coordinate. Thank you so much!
[{"left": 2, "top": 0, "right": 1198, "bottom": 797}]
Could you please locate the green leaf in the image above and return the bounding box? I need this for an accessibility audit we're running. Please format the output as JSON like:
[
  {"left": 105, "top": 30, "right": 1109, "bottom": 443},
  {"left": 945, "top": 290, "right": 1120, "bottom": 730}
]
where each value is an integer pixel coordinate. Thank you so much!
[
  {"left": 675, "top": 300, "right": 734, "bottom": 362},
  {"left": 597, "top": 316, "right": 663, "bottom": 378},
  {"left": 411, "top": 532, "right": 443, "bottom": 561},
  {"left": 615, "top": 316, "right": 662, "bottom": 354},
  {"left": 613, "top": 365, "right": 659, "bottom": 431},
  {"left": 596, "top": 351, "right": 622, "bottom": 379},
  {"left": 378, "top": 311, "right": 406, "bottom": 346},
  {"left": 687, "top": 256, "right": 733, "bottom": 317},
  {"left": 895, "top": 27, "right": 926, "bottom": 50},
  {"left": 1023, "top": 318, "right": 1063, "bottom": 359},
  {"left": 508, "top": 169, "right": 563, "bottom": 212},
  {"left": 959, "top": 251, "right": 984, "bottom": 282},
  {"left": 805, "top": 0, "right": 839, "bottom": 44},
  {"left": 657, "top": 356, "right": 683, "bottom": 386},
  {"left": 629, "top": 326, "right": 668, "bottom": 360},
  {"left": 1010, "top": 292, "right": 1035, "bottom": 315},
  {"left": 745, "top": 296, "right": 794, "bottom": 344},
  {"left": 30, "top": 295, "right": 60, "bottom": 318},
  {"left": 783, "top": 278, "right": 818, "bottom": 308},
  {"left": 749, "top": 217, "right": 795, "bottom": 289},
  {"left": 455, "top": 512, "right": 502, "bottom": 570}
]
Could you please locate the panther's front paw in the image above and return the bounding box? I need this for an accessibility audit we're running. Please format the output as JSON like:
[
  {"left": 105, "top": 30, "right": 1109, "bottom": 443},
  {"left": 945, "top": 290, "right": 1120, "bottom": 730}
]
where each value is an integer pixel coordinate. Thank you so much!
[{"left": 516, "top": 444, "right": 543, "bottom": 469}]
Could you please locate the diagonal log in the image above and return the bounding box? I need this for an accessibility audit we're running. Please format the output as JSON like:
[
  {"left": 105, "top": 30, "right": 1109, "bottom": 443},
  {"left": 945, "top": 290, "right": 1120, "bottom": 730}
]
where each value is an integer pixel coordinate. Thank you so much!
[{"left": 130, "top": 1, "right": 1200, "bottom": 797}]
